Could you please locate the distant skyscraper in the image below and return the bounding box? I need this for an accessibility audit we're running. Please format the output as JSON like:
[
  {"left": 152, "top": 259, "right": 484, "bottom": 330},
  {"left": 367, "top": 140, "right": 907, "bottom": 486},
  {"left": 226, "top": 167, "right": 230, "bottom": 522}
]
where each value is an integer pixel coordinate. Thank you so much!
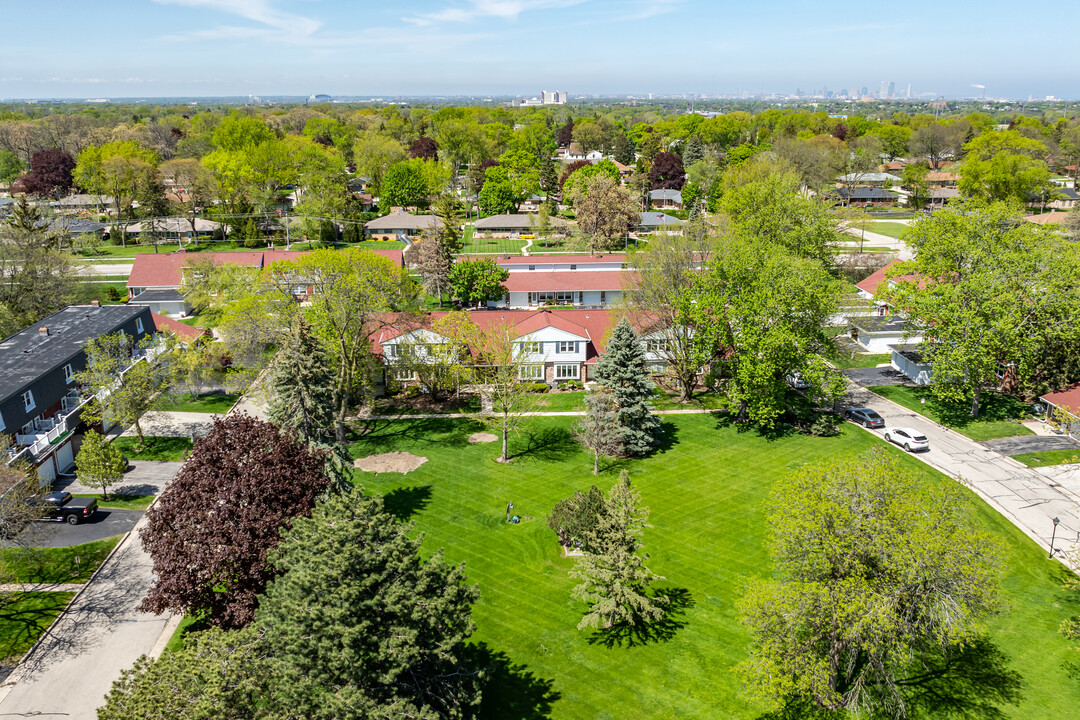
[
  {"left": 880, "top": 81, "right": 895, "bottom": 99},
  {"left": 905, "top": 83, "right": 911, "bottom": 99},
  {"left": 860, "top": 87, "right": 868, "bottom": 98}
]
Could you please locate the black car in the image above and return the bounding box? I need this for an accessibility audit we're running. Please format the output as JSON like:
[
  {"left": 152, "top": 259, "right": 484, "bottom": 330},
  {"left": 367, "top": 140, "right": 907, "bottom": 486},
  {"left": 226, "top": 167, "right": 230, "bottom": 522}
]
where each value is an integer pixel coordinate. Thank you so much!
[
  {"left": 38, "top": 492, "right": 98, "bottom": 525},
  {"left": 846, "top": 407, "right": 885, "bottom": 429}
]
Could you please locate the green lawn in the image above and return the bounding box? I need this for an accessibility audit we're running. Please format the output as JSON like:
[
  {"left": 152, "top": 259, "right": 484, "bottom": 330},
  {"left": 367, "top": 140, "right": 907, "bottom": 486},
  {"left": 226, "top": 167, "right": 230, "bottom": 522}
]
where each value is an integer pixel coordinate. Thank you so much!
[
  {"left": 76, "top": 281, "right": 128, "bottom": 306},
  {"left": 371, "top": 394, "right": 483, "bottom": 416},
  {"left": 0, "top": 536, "right": 122, "bottom": 584},
  {"left": 344, "top": 413, "right": 1080, "bottom": 719},
  {"left": 74, "top": 493, "right": 155, "bottom": 510},
  {"left": 853, "top": 221, "right": 908, "bottom": 239},
  {"left": 868, "top": 385, "right": 1035, "bottom": 441},
  {"left": 1011, "top": 449, "right": 1080, "bottom": 468},
  {"left": 826, "top": 344, "right": 893, "bottom": 370},
  {"left": 177, "top": 314, "right": 215, "bottom": 329},
  {"left": 461, "top": 225, "right": 527, "bottom": 255},
  {"left": 156, "top": 392, "right": 239, "bottom": 414},
  {"left": 112, "top": 436, "right": 193, "bottom": 462},
  {"left": 0, "top": 592, "right": 76, "bottom": 662},
  {"left": 530, "top": 391, "right": 585, "bottom": 412}
]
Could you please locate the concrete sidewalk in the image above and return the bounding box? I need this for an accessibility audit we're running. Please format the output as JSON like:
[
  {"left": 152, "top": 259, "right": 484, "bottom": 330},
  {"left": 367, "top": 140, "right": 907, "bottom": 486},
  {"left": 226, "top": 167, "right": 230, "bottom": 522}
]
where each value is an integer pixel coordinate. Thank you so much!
[
  {"left": 847, "top": 383, "right": 1080, "bottom": 561},
  {"left": 354, "top": 407, "right": 724, "bottom": 421}
]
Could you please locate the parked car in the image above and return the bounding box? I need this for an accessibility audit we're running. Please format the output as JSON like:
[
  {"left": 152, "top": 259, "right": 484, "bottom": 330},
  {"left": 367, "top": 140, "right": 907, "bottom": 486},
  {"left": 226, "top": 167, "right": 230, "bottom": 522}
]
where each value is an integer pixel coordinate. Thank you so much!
[
  {"left": 846, "top": 408, "right": 885, "bottom": 429},
  {"left": 37, "top": 492, "right": 98, "bottom": 525},
  {"left": 884, "top": 428, "right": 930, "bottom": 452}
]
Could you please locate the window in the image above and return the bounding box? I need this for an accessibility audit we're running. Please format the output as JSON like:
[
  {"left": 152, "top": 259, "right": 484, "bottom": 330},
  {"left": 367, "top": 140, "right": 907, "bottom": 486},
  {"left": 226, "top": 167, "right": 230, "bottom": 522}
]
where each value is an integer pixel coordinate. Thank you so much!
[
  {"left": 0, "top": 410, "right": 5, "bottom": 432},
  {"left": 555, "top": 363, "right": 579, "bottom": 379},
  {"left": 385, "top": 344, "right": 398, "bottom": 357},
  {"left": 645, "top": 339, "right": 669, "bottom": 354},
  {"left": 570, "top": 264, "right": 577, "bottom": 270},
  {"left": 600, "top": 291, "right": 606, "bottom": 305},
  {"left": 647, "top": 362, "right": 667, "bottom": 375},
  {"left": 22, "top": 390, "right": 35, "bottom": 412},
  {"left": 528, "top": 265, "right": 535, "bottom": 271},
  {"left": 519, "top": 364, "right": 544, "bottom": 380},
  {"left": 519, "top": 341, "right": 542, "bottom": 354},
  {"left": 556, "top": 341, "right": 577, "bottom": 353},
  {"left": 391, "top": 367, "right": 414, "bottom": 381},
  {"left": 135, "top": 317, "right": 144, "bottom": 334},
  {"left": 63, "top": 364, "right": 74, "bottom": 383}
]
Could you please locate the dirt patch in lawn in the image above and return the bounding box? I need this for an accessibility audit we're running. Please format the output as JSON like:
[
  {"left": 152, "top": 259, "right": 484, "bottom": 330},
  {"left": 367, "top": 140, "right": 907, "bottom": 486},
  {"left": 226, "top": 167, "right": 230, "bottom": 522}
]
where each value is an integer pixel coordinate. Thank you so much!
[
  {"left": 354, "top": 452, "right": 428, "bottom": 475},
  {"left": 468, "top": 432, "right": 498, "bottom": 444}
]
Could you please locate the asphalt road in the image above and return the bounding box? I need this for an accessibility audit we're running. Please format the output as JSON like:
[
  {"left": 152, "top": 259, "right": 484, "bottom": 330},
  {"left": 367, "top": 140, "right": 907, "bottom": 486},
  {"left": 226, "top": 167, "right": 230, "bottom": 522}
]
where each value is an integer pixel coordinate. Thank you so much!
[
  {"left": 843, "top": 366, "right": 910, "bottom": 387},
  {"left": 981, "top": 435, "right": 1080, "bottom": 456},
  {"left": 17, "top": 509, "right": 143, "bottom": 548}
]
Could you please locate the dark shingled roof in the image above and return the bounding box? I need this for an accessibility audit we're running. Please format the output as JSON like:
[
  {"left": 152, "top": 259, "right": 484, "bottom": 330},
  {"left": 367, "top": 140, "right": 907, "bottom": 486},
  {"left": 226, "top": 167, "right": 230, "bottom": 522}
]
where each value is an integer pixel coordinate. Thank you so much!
[
  {"left": 128, "top": 288, "right": 187, "bottom": 303},
  {"left": 0, "top": 305, "right": 149, "bottom": 406}
]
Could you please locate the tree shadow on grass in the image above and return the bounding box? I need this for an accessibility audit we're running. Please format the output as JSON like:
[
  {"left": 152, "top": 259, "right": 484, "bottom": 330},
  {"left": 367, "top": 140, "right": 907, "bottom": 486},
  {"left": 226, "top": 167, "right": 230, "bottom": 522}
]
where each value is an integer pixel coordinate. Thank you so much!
[
  {"left": 652, "top": 421, "right": 680, "bottom": 454},
  {"left": 464, "top": 642, "right": 561, "bottom": 720},
  {"left": 586, "top": 587, "right": 694, "bottom": 649},
  {"left": 754, "top": 636, "right": 1024, "bottom": 720},
  {"left": 511, "top": 426, "right": 578, "bottom": 463},
  {"left": 381, "top": 485, "right": 433, "bottom": 522},
  {"left": 353, "top": 416, "right": 477, "bottom": 450}
]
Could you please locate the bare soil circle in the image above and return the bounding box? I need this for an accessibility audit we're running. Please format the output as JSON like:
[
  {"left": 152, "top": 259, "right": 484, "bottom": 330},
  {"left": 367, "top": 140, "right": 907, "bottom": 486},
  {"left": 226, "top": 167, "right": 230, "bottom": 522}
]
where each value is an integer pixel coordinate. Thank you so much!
[
  {"left": 468, "top": 432, "right": 498, "bottom": 444},
  {"left": 354, "top": 452, "right": 428, "bottom": 475}
]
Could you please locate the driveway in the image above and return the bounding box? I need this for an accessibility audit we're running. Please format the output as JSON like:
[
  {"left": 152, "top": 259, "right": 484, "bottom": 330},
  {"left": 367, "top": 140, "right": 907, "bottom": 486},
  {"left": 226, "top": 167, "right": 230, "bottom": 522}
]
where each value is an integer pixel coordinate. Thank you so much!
[
  {"left": 845, "top": 382, "right": 1080, "bottom": 560},
  {"left": 122, "top": 411, "right": 215, "bottom": 438},
  {"left": 54, "top": 460, "right": 183, "bottom": 497},
  {"left": 14, "top": 510, "right": 142, "bottom": 548},
  {"left": 982, "top": 435, "right": 1080, "bottom": 456},
  {"left": 844, "top": 366, "right": 909, "bottom": 387}
]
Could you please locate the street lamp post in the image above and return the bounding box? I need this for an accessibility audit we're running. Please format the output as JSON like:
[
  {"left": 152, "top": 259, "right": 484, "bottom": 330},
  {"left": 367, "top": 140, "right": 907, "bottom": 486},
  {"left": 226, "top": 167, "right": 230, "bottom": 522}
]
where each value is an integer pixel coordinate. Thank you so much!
[{"left": 1049, "top": 517, "right": 1061, "bottom": 558}]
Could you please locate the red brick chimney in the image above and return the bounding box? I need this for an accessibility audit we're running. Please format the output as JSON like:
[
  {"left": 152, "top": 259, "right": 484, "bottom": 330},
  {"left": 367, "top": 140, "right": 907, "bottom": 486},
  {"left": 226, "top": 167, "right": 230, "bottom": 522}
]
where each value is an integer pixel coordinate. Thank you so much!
[{"left": 38, "top": 327, "right": 48, "bottom": 335}]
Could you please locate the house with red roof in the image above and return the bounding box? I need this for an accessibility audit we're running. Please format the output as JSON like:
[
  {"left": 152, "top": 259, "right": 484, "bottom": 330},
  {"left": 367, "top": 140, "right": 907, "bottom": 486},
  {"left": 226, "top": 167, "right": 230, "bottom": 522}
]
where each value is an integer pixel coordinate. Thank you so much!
[
  {"left": 126, "top": 247, "right": 405, "bottom": 315},
  {"left": 494, "top": 269, "right": 634, "bottom": 309},
  {"left": 149, "top": 312, "right": 209, "bottom": 345},
  {"left": 1041, "top": 384, "right": 1080, "bottom": 440},
  {"left": 373, "top": 308, "right": 670, "bottom": 387}
]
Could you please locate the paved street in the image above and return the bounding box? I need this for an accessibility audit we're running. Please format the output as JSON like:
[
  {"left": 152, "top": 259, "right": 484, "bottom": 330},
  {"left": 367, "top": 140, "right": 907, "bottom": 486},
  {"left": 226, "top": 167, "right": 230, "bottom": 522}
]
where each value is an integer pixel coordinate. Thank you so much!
[
  {"left": 0, "top": 463, "right": 180, "bottom": 717},
  {"left": 846, "top": 383, "right": 1080, "bottom": 560},
  {"left": 15, "top": 509, "right": 142, "bottom": 548},
  {"left": 844, "top": 366, "right": 909, "bottom": 387},
  {"left": 0, "top": 522, "right": 172, "bottom": 719}
]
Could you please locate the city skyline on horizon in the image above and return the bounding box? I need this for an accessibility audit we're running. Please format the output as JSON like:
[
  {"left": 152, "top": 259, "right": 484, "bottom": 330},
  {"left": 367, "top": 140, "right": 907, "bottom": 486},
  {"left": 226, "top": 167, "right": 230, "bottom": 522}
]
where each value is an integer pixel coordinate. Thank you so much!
[{"left": 2, "top": 1, "right": 1078, "bottom": 101}]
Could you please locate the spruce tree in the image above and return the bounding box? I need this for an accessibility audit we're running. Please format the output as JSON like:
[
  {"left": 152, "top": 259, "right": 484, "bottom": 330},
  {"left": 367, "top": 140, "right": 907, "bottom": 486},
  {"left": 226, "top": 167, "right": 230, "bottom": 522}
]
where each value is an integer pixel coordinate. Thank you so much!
[
  {"left": 257, "top": 491, "right": 481, "bottom": 719},
  {"left": 575, "top": 384, "right": 623, "bottom": 474},
  {"left": 570, "top": 471, "right": 666, "bottom": 630},
  {"left": 267, "top": 317, "right": 337, "bottom": 446},
  {"left": 593, "top": 318, "right": 660, "bottom": 456}
]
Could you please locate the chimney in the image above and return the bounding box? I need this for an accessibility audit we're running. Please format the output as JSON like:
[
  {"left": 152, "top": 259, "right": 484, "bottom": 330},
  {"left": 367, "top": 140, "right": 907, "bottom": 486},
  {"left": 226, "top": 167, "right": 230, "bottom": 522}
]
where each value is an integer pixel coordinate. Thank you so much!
[
  {"left": 38, "top": 327, "right": 48, "bottom": 336},
  {"left": 90, "top": 300, "right": 101, "bottom": 307}
]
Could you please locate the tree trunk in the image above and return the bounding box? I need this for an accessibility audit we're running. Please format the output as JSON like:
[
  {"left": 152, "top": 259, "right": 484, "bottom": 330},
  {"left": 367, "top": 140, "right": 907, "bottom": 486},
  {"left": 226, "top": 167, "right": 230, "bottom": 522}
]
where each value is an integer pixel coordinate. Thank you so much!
[
  {"left": 134, "top": 417, "right": 145, "bottom": 446},
  {"left": 970, "top": 386, "right": 981, "bottom": 418},
  {"left": 501, "top": 424, "right": 508, "bottom": 462},
  {"left": 335, "top": 394, "right": 348, "bottom": 443},
  {"left": 736, "top": 399, "right": 749, "bottom": 424}
]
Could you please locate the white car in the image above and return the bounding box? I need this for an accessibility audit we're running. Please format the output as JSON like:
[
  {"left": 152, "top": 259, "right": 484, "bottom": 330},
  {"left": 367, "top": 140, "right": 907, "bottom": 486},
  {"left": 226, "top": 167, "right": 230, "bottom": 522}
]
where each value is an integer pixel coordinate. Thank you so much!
[{"left": 884, "top": 427, "right": 930, "bottom": 452}]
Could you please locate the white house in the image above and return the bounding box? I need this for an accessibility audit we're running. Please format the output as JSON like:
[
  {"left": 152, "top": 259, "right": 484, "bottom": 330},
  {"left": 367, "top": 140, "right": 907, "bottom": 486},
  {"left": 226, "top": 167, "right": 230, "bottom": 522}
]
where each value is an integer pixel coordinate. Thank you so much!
[{"left": 490, "top": 270, "right": 632, "bottom": 309}]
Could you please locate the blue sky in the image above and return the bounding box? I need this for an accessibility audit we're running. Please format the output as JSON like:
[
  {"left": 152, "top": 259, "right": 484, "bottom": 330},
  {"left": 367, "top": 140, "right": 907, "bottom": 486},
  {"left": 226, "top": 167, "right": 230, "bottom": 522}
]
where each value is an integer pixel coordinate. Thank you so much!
[{"left": 1, "top": 0, "right": 1077, "bottom": 99}]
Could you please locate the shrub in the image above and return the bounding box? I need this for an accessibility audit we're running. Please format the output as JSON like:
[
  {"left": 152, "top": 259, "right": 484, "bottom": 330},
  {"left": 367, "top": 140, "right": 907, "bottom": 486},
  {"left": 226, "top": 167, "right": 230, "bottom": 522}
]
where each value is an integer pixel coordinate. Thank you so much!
[
  {"left": 105, "top": 287, "right": 121, "bottom": 302},
  {"left": 564, "top": 380, "right": 584, "bottom": 390},
  {"left": 404, "top": 386, "right": 423, "bottom": 398},
  {"left": 524, "top": 382, "right": 550, "bottom": 393}
]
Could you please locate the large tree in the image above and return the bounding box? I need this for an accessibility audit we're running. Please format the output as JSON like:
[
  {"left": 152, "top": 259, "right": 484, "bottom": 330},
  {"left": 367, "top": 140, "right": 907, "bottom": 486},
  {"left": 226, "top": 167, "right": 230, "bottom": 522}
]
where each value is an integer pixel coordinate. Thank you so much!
[
  {"left": 257, "top": 490, "right": 481, "bottom": 719},
  {"left": 882, "top": 201, "right": 1080, "bottom": 417},
  {"left": 73, "top": 140, "right": 159, "bottom": 246},
  {"left": 159, "top": 158, "right": 218, "bottom": 244},
  {"left": 628, "top": 230, "right": 719, "bottom": 401},
  {"left": 958, "top": 129, "right": 1053, "bottom": 205},
  {"left": 75, "top": 332, "right": 173, "bottom": 445},
  {"left": 738, "top": 450, "right": 1003, "bottom": 718},
  {"left": 569, "top": 174, "right": 639, "bottom": 255},
  {"left": 464, "top": 320, "right": 535, "bottom": 462},
  {"left": 140, "top": 414, "right": 331, "bottom": 628},
  {"left": 448, "top": 257, "right": 508, "bottom": 307},
  {"left": 593, "top": 319, "right": 660, "bottom": 457},
  {"left": 20, "top": 148, "right": 76, "bottom": 198},
  {"left": 648, "top": 151, "right": 685, "bottom": 190},
  {"left": 570, "top": 471, "right": 665, "bottom": 631},
  {"left": 0, "top": 206, "right": 81, "bottom": 335},
  {"left": 266, "top": 248, "right": 416, "bottom": 440},
  {"left": 266, "top": 316, "right": 337, "bottom": 446},
  {"left": 381, "top": 159, "right": 429, "bottom": 210},
  {"left": 691, "top": 237, "right": 843, "bottom": 427}
]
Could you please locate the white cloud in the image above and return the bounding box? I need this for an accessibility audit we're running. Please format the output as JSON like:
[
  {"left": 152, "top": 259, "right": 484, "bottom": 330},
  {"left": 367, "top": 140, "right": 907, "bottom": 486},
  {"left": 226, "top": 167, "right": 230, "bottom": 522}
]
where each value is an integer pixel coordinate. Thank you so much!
[
  {"left": 404, "top": 0, "right": 589, "bottom": 26},
  {"left": 153, "top": 0, "right": 322, "bottom": 40}
]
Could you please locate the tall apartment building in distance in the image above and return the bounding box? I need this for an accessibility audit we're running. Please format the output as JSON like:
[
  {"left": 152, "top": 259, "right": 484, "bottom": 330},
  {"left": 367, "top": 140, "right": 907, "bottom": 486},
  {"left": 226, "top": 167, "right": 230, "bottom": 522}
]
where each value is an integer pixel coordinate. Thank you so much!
[
  {"left": 517, "top": 90, "right": 568, "bottom": 106},
  {"left": 880, "top": 80, "right": 895, "bottom": 99}
]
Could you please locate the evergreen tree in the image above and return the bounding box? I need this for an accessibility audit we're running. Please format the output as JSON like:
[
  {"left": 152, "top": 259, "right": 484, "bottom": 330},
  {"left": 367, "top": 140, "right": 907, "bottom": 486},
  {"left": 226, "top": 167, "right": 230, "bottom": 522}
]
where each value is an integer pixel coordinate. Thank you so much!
[
  {"left": 10, "top": 195, "right": 43, "bottom": 234},
  {"left": 575, "top": 384, "right": 623, "bottom": 474},
  {"left": 257, "top": 490, "right": 481, "bottom": 719},
  {"left": 613, "top": 132, "right": 636, "bottom": 166},
  {"left": 682, "top": 135, "right": 705, "bottom": 166},
  {"left": 570, "top": 471, "right": 665, "bottom": 630},
  {"left": 267, "top": 317, "right": 337, "bottom": 446},
  {"left": 74, "top": 429, "right": 127, "bottom": 501},
  {"left": 432, "top": 193, "right": 464, "bottom": 255},
  {"left": 593, "top": 318, "right": 660, "bottom": 456}
]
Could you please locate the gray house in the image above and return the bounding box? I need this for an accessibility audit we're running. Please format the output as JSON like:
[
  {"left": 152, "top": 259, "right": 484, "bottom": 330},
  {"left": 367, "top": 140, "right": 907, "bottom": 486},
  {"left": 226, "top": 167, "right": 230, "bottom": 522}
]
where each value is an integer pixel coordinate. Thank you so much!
[
  {"left": 364, "top": 211, "right": 442, "bottom": 240},
  {"left": 1, "top": 304, "right": 156, "bottom": 483},
  {"left": 637, "top": 212, "right": 682, "bottom": 233}
]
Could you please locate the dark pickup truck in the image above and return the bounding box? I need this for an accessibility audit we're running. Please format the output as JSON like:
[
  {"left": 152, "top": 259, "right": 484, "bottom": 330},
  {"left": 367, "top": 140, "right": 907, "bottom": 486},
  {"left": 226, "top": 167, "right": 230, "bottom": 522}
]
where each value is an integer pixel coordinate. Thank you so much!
[{"left": 38, "top": 492, "right": 98, "bottom": 525}]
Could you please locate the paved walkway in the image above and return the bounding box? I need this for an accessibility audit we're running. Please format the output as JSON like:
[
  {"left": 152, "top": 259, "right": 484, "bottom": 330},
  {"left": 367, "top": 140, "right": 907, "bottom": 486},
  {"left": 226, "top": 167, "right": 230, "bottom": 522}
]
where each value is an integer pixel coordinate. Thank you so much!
[
  {"left": 0, "top": 583, "right": 84, "bottom": 592},
  {"left": 847, "top": 383, "right": 1080, "bottom": 561},
  {"left": 982, "top": 435, "right": 1080, "bottom": 456},
  {"left": 838, "top": 227, "right": 913, "bottom": 260},
  {"left": 355, "top": 407, "right": 724, "bottom": 421},
  {"left": 119, "top": 410, "right": 216, "bottom": 438}
]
